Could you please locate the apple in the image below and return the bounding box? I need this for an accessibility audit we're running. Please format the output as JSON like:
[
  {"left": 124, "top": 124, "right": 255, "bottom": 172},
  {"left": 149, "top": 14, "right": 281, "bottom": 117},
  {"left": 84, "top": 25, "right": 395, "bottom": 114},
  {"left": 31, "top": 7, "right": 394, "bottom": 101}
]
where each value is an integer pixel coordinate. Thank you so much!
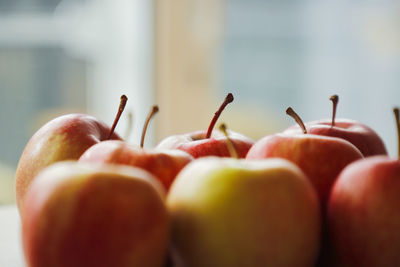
[
  {"left": 247, "top": 107, "right": 364, "bottom": 206},
  {"left": 80, "top": 140, "right": 193, "bottom": 191},
  {"left": 21, "top": 161, "right": 169, "bottom": 267},
  {"left": 156, "top": 93, "right": 254, "bottom": 158},
  {"left": 167, "top": 157, "right": 320, "bottom": 267},
  {"left": 284, "top": 95, "right": 387, "bottom": 157},
  {"left": 327, "top": 107, "right": 400, "bottom": 266},
  {"left": 15, "top": 95, "right": 127, "bottom": 212},
  {"left": 247, "top": 107, "right": 364, "bottom": 266},
  {"left": 80, "top": 106, "right": 193, "bottom": 190}
]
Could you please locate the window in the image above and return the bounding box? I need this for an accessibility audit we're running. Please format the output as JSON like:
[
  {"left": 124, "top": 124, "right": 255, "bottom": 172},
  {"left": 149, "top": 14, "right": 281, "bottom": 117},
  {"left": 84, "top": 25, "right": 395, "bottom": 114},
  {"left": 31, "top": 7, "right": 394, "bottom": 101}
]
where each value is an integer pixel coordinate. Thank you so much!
[
  {"left": 155, "top": 0, "right": 400, "bottom": 157},
  {"left": 0, "top": 0, "right": 153, "bottom": 204}
]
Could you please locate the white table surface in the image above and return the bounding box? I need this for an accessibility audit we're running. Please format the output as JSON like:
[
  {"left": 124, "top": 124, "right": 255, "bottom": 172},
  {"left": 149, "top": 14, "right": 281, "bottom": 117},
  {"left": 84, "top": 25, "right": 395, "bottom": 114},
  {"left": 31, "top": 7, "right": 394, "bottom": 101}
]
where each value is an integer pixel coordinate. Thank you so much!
[{"left": 0, "top": 205, "right": 25, "bottom": 267}]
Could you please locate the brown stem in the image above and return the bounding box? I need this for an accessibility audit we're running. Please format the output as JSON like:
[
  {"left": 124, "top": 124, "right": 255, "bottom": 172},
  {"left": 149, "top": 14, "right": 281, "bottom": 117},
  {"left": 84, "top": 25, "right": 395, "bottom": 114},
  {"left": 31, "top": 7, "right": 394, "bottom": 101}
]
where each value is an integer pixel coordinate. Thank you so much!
[
  {"left": 140, "top": 105, "right": 159, "bottom": 148},
  {"left": 219, "top": 123, "right": 238, "bottom": 159},
  {"left": 108, "top": 95, "right": 128, "bottom": 139},
  {"left": 286, "top": 107, "right": 307, "bottom": 134},
  {"left": 124, "top": 111, "right": 133, "bottom": 140},
  {"left": 330, "top": 95, "right": 339, "bottom": 127},
  {"left": 394, "top": 107, "right": 400, "bottom": 158},
  {"left": 206, "top": 93, "right": 234, "bottom": 139}
]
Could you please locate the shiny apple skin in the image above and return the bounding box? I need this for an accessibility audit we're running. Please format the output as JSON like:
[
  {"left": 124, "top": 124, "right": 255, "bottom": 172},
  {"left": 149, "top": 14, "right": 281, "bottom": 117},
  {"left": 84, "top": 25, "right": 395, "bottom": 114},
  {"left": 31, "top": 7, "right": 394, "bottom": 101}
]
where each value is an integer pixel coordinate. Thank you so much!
[
  {"left": 79, "top": 140, "right": 193, "bottom": 190},
  {"left": 15, "top": 114, "right": 121, "bottom": 211},
  {"left": 284, "top": 119, "right": 387, "bottom": 157},
  {"left": 22, "top": 162, "right": 169, "bottom": 267},
  {"left": 168, "top": 157, "right": 320, "bottom": 267},
  {"left": 156, "top": 130, "right": 254, "bottom": 158},
  {"left": 246, "top": 133, "right": 363, "bottom": 206},
  {"left": 328, "top": 156, "right": 400, "bottom": 267}
]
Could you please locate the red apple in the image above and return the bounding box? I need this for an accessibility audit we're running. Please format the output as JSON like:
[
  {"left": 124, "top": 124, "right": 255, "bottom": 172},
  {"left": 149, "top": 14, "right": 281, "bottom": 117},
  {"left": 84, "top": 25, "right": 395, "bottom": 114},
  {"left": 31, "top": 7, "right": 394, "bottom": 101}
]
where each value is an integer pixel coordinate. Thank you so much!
[
  {"left": 247, "top": 107, "right": 364, "bottom": 206},
  {"left": 247, "top": 107, "right": 365, "bottom": 266},
  {"left": 284, "top": 95, "right": 387, "bottom": 157},
  {"left": 80, "top": 140, "right": 193, "bottom": 191},
  {"left": 15, "top": 96, "right": 127, "bottom": 212},
  {"left": 328, "top": 107, "right": 400, "bottom": 266},
  {"left": 22, "top": 161, "right": 169, "bottom": 267},
  {"left": 156, "top": 93, "right": 254, "bottom": 158},
  {"left": 79, "top": 106, "right": 193, "bottom": 190},
  {"left": 157, "top": 129, "right": 253, "bottom": 159}
]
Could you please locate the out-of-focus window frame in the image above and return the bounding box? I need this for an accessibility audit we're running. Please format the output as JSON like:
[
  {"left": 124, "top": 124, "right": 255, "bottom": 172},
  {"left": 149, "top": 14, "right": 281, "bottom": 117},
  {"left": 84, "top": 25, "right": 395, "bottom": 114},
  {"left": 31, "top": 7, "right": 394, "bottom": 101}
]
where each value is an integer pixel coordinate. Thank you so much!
[
  {"left": 0, "top": 0, "right": 155, "bottom": 145},
  {"left": 154, "top": 0, "right": 225, "bottom": 141}
]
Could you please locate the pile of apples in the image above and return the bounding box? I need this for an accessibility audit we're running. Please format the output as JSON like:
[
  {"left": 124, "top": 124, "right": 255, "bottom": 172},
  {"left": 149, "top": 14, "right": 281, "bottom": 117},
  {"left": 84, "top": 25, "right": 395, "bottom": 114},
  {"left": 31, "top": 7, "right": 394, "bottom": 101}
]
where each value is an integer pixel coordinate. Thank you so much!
[{"left": 15, "top": 93, "right": 400, "bottom": 267}]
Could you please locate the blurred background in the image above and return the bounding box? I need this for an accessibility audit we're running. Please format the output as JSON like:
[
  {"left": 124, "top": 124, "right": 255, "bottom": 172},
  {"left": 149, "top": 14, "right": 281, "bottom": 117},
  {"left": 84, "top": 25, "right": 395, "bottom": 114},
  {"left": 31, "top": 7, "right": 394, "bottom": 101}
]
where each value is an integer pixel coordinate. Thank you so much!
[{"left": 1, "top": 0, "right": 400, "bottom": 205}]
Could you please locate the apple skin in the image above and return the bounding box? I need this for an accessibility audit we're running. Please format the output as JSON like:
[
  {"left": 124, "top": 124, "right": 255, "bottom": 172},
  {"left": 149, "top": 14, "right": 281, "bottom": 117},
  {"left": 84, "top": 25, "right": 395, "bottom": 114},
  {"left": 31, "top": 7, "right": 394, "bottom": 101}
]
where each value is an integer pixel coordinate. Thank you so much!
[
  {"left": 167, "top": 157, "right": 320, "bottom": 267},
  {"left": 246, "top": 133, "right": 363, "bottom": 206},
  {"left": 22, "top": 161, "right": 169, "bottom": 267},
  {"left": 284, "top": 119, "right": 387, "bottom": 157},
  {"left": 79, "top": 140, "right": 194, "bottom": 190},
  {"left": 15, "top": 114, "right": 121, "bottom": 212},
  {"left": 156, "top": 129, "right": 254, "bottom": 158},
  {"left": 328, "top": 156, "right": 400, "bottom": 266}
]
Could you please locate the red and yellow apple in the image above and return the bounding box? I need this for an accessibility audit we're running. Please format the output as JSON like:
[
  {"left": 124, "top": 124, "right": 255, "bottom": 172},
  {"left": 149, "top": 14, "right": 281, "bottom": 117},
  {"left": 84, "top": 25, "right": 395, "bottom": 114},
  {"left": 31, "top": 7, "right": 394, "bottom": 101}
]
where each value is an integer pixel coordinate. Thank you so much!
[
  {"left": 15, "top": 95, "right": 128, "bottom": 212},
  {"left": 15, "top": 113, "right": 122, "bottom": 211},
  {"left": 22, "top": 161, "right": 169, "bottom": 267},
  {"left": 167, "top": 157, "right": 320, "bottom": 267}
]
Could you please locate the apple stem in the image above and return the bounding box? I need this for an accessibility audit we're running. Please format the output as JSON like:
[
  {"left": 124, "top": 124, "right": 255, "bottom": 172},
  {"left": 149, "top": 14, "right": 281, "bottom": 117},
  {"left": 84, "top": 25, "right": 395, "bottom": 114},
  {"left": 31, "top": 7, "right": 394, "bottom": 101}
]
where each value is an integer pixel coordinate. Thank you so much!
[
  {"left": 206, "top": 93, "right": 234, "bottom": 139},
  {"left": 286, "top": 107, "right": 307, "bottom": 134},
  {"left": 108, "top": 95, "right": 128, "bottom": 140},
  {"left": 394, "top": 107, "right": 400, "bottom": 158},
  {"left": 330, "top": 94, "right": 339, "bottom": 127},
  {"left": 140, "top": 105, "right": 159, "bottom": 148},
  {"left": 219, "top": 123, "right": 239, "bottom": 159},
  {"left": 123, "top": 111, "right": 133, "bottom": 140}
]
